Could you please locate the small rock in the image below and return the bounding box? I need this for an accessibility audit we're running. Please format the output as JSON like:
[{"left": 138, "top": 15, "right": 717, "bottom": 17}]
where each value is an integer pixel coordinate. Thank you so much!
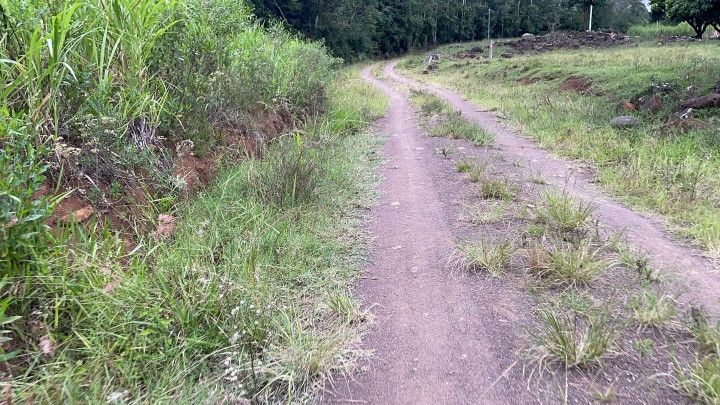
[
  {"left": 61, "top": 206, "right": 94, "bottom": 223},
  {"left": 610, "top": 116, "right": 639, "bottom": 128},
  {"left": 521, "top": 33, "right": 536, "bottom": 40}
]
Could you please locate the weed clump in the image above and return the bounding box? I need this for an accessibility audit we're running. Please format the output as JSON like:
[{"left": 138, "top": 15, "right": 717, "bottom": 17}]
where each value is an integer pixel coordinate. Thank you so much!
[
  {"left": 253, "top": 135, "right": 322, "bottom": 208},
  {"left": 479, "top": 179, "right": 518, "bottom": 201},
  {"left": 410, "top": 90, "right": 452, "bottom": 115},
  {"left": 453, "top": 239, "right": 515, "bottom": 277},
  {"left": 531, "top": 308, "right": 617, "bottom": 368},
  {"left": 629, "top": 290, "right": 676, "bottom": 328},
  {"left": 528, "top": 241, "right": 608, "bottom": 287},
  {"left": 431, "top": 114, "right": 494, "bottom": 146},
  {"left": 536, "top": 192, "right": 594, "bottom": 238}
]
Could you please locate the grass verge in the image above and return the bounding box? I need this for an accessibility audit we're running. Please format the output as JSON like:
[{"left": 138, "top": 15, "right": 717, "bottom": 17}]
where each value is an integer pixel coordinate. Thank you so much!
[{"left": 6, "top": 68, "right": 387, "bottom": 403}]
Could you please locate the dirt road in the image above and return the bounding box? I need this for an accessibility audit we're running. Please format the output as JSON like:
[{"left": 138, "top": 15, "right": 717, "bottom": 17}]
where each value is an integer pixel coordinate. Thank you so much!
[
  {"left": 324, "top": 67, "right": 545, "bottom": 404},
  {"left": 384, "top": 62, "right": 720, "bottom": 317},
  {"left": 324, "top": 62, "right": 719, "bottom": 404}
]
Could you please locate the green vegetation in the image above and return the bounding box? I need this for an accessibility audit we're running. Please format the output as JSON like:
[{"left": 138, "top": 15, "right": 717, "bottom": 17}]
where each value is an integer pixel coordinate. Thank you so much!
[
  {"left": 628, "top": 290, "right": 677, "bottom": 327},
  {"left": 479, "top": 179, "right": 518, "bottom": 201},
  {"left": 410, "top": 90, "right": 452, "bottom": 115},
  {"left": 532, "top": 308, "right": 617, "bottom": 368},
  {"left": 456, "top": 160, "right": 474, "bottom": 173},
  {"left": 1, "top": 0, "right": 389, "bottom": 400},
  {"left": 628, "top": 22, "right": 696, "bottom": 38},
  {"left": 678, "top": 309, "right": 720, "bottom": 402},
  {"left": 528, "top": 242, "right": 609, "bottom": 287},
  {"left": 249, "top": 0, "right": 650, "bottom": 60},
  {"left": 399, "top": 42, "right": 720, "bottom": 254},
  {"left": 7, "top": 65, "right": 386, "bottom": 403},
  {"left": 461, "top": 203, "right": 508, "bottom": 225},
  {"left": 453, "top": 240, "right": 516, "bottom": 277},
  {"left": 663, "top": 0, "right": 720, "bottom": 38},
  {"left": 537, "top": 193, "right": 595, "bottom": 238},
  {"left": 409, "top": 89, "right": 494, "bottom": 146},
  {"left": 431, "top": 115, "right": 494, "bottom": 146}
]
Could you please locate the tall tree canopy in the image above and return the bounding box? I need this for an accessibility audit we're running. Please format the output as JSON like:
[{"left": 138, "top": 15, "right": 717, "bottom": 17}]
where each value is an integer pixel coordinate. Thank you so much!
[
  {"left": 248, "top": 0, "right": 650, "bottom": 60},
  {"left": 665, "top": 0, "right": 720, "bottom": 38}
]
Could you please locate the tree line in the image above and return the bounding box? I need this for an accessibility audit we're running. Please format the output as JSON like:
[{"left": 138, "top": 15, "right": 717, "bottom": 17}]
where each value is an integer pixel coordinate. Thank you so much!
[{"left": 247, "top": 0, "right": 650, "bottom": 60}]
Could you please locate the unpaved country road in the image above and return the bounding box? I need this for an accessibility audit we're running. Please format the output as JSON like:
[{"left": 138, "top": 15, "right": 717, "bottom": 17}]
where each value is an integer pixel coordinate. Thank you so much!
[
  {"left": 384, "top": 62, "right": 720, "bottom": 318},
  {"left": 325, "top": 62, "right": 720, "bottom": 404},
  {"left": 323, "top": 67, "right": 542, "bottom": 404}
]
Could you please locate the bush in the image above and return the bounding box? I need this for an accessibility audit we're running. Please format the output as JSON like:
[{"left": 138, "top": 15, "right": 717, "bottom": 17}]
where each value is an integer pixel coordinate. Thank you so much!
[
  {"left": 628, "top": 23, "right": 696, "bottom": 39},
  {"left": 0, "top": 0, "right": 337, "bottom": 247}
]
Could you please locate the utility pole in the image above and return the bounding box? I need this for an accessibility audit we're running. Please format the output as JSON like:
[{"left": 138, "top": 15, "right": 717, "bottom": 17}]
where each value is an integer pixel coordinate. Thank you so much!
[{"left": 487, "top": 7, "right": 491, "bottom": 40}]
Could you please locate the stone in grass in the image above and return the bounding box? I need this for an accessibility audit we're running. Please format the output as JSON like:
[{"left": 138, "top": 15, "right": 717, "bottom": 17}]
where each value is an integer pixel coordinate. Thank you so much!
[{"left": 610, "top": 116, "right": 639, "bottom": 128}]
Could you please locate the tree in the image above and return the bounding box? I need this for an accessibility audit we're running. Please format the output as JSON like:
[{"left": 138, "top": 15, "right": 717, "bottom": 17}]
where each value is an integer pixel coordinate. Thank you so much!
[
  {"left": 567, "top": 0, "right": 609, "bottom": 30},
  {"left": 666, "top": 0, "right": 720, "bottom": 38},
  {"left": 649, "top": 0, "right": 667, "bottom": 21}
]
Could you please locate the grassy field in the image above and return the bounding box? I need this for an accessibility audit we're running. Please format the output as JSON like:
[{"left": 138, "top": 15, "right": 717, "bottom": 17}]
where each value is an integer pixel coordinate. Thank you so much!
[
  {"left": 6, "top": 67, "right": 387, "bottom": 403},
  {"left": 398, "top": 41, "right": 720, "bottom": 255}
]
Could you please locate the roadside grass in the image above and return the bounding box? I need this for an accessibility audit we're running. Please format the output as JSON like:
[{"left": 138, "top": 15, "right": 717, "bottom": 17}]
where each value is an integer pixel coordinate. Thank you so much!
[
  {"left": 613, "top": 243, "right": 658, "bottom": 283},
  {"left": 479, "top": 178, "right": 518, "bottom": 201},
  {"left": 467, "top": 164, "right": 488, "bottom": 183},
  {"left": 676, "top": 356, "right": 720, "bottom": 404},
  {"left": 676, "top": 309, "right": 720, "bottom": 402},
  {"left": 628, "top": 23, "right": 696, "bottom": 39},
  {"left": 430, "top": 114, "right": 494, "bottom": 146},
  {"left": 530, "top": 307, "right": 617, "bottom": 368},
  {"left": 460, "top": 203, "right": 508, "bottom": 225},
  {"left": 528, "top": 241, "right": 609, "bottom": 287},
  {"left": 409, "top": 90, "right": 453, "bottom": 115},
  {"left": 8, "top": 68, "right": 387, "bottom": 403},
  {"left": 409, "top": 90, "right": 494, "bottom": 146},
  {"left": 398, "top": 42, "right": 720, "bottom": 255},
  {"left": 452, "top": 240, "right": 515, "bottom": 277},
  {"left": 536, "top": 192, "right": 594, "bottom": 239},
  {"left": 456, "top": 160, "right": 474, "bottom": 173},
  {"left": 628, "top": 290, "right": 677, "bottom": 328}
]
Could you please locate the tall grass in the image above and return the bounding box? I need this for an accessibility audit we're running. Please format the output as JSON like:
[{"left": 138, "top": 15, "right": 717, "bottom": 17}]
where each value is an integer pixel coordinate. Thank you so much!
[
  {"left": 628, "top": 23, "right": 696, "bottom": 39},
  {"left": 6, "top": 67, "right": 387, "bottom": 402},
  {"left": 0, "top": 1, "right": 376, "bottom": 402},
  {"left": 0, "top": 0, "right": 337, "bottom": 278}
]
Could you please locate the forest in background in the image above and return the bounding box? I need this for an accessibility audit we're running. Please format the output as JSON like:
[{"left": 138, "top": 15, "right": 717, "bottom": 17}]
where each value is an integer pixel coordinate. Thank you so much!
[{"left": 248, "top": 0, "right": 651, "bottom": 60}]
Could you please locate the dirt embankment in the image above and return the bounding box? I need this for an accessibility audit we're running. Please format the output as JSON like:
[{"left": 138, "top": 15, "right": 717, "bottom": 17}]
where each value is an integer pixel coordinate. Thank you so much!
[
  {"left": 500, "top": 31, "right": 630, "bottom": 54},
  {"left": 46, "top": 107, "right": 297, "bottom": 243}
]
